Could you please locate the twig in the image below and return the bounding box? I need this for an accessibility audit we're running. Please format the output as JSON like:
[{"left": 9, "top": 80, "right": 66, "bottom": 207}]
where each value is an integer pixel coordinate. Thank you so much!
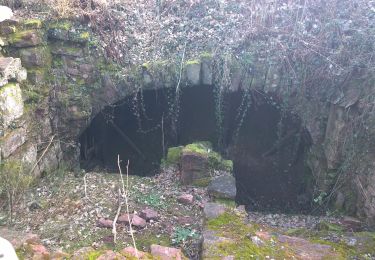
[
  {"left": 117, "top": 156, "right": 139, "bottom": 259},
  {"left": 118, "top": 155, "right": 126, "bottom": 195},
  {"left": 112, "top": 188, "right": 122, "bottom": 244}
]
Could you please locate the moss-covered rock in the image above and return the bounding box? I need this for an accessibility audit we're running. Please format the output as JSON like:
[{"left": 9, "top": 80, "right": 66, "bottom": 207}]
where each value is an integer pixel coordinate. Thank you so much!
[
  {"left": 165, "top": 146, "right": 183, "bottom": 165},
  {"left": 183, "top": 141, "right": 233, "bottom": 173},
  {"left": 203, "top": 211, "right": 292, "bottom": 259},
  {"left": 8, "top": 30, "right": 44, "bottom": 48},
  {"left": 0, "top": 83, "right": 24, "bottom": 132},
  {"left": 47, "top": 21, "right": 90, "bottom": 43},
  {"left": 165, "top": 142, "right": 233, "bottom": 186}
]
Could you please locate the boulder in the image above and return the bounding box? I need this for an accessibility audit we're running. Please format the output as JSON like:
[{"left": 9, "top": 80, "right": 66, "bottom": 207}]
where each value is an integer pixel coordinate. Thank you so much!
[
  {"left": 180, "top": 151, "right": 209, "bottom": 185},
  {"left": 150, "top": 245, "right": 183, "bottom": 260},
  {"left": 0, "top": 127, "right": 27, "bottom": 158},
  {"left": 0, "top": 83, "right": 24, "bottom": 126},
  {"left": 207, "top": 175, "right": 237, "bottom": 200}
]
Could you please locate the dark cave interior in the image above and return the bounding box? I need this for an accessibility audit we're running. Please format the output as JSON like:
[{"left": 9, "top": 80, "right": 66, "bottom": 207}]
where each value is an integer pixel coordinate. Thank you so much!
[{"left": 79, "top": 85, "right": 313, "bottom": 213}]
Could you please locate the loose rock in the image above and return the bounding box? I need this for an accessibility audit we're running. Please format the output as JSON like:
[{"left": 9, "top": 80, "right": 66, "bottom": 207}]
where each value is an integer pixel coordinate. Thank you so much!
[
  {"left": 97, "top": 218, "right": 113, "bottom": 228},
  {"left": 177, "top": 194, "right": 194, "bottom": 205},
  {"left": 117, "top": 214, "right": 146, "bottom": 228},
  {"left": 150, "top": 244, "right": 183, "bottom": 260},
  {"left": 140, "top": 208, "right": 159, "bottom": 221}
]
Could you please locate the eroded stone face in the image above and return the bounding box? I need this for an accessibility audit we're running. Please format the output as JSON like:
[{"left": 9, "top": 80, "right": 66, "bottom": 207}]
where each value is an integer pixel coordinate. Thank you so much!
[
  {"left": 180, "top": 151, "right": 209, "bottom": 185},
  {"left": 0, "top": 83, "right": 24, "bottom": 133},
  {"left": 0, "top": 57, "right": 26, "bottom": 87},
  {"left": 0, "top": 127, "right": 27, "bottom": 158}
]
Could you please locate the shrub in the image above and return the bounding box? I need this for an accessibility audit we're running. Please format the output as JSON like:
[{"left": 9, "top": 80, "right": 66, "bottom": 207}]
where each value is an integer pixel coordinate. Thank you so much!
[{"left": 0, "top": 160, "right": 34, "bottom": 223}]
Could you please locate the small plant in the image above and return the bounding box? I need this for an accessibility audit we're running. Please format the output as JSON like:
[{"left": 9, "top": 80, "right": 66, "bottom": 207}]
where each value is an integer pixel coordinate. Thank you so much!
[
  {"left": 0, "top": 160, "right": 34, "bottom": 223},
  {"left": 313, "top": 192, "right": 327, "bottom": 206},
  {"left": 171, "top": 227, "right": 198, "bottom": 245},
  {"left": 134, "top": 191, "right": 165, "bottom": 209}
]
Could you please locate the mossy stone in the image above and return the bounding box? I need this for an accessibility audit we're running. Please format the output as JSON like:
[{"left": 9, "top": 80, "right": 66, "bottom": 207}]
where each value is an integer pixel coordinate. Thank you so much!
[
  {"left": 23, "top": 19, "right": 43, "bottom": 29},
  {"left": 9, "top": 30, "right": 44, "bottom": 48},
  {"left": 165, "top": 146, "right": 183, "bottom": 165}
]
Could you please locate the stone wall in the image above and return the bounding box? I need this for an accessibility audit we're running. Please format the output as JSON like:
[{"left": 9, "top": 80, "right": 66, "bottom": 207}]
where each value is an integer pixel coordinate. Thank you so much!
[{"left": 1, "top": 16, "right": 375, "bottom": 226}]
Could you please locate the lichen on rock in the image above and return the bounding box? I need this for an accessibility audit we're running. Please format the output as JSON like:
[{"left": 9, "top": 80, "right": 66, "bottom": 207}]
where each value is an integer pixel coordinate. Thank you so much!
[{"left": 0, "top": 83, "right": 24, "bottom": 133}]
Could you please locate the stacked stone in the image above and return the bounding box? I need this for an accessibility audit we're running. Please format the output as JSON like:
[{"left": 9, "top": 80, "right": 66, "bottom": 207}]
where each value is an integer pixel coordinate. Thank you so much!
[{"left": 0, "top": 11, "right": 56, "bottom": 175}]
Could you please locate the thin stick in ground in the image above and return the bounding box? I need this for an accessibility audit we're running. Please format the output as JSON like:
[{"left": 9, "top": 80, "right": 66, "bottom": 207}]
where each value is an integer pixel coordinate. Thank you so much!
[
  {"left": 112, "top": 188, "right": 122, "bottom": 244},
  {"left": 117, "top": 155, "right": 139, "bottom": 259}
]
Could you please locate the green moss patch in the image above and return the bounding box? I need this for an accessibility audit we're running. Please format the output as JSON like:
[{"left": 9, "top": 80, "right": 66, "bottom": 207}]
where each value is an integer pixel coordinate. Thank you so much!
[
  {"left": 213, "top": 198, "right": 236, "bottom": 208},
  {"left": 316, "top": 221, "right": 344, "bottom": 232},
  {"left": 165, "top": 146, "right": 183, "bottom": 165},
  {"left": 135, "top": 232, "right": 171, "bottom": 251},
  {"left": 206, "top": 211, "right": 291, "bottom": 259},
  {"left": 284, "top": 227, "right": 375, "bottom": 258},
  {"left": 49, "top": 20, "right": 72, "bottom": 30},
  {"left": 23, "top": 19, "right": 43, "bottom": 29},
  {"left": 183, "top": 141, "right": 233, "bottom": 172},
  {"left": 185, "top": 59, "right": 200, "bottom": 65},
  {"left": 86, "top": 250, "right": 104, "bottom": 260},
  {"left": 165, "top": 142, "right": 233, "bottom": 173},
  {"left": 192, "top": 177, "right": 212, "bottom": 187}
]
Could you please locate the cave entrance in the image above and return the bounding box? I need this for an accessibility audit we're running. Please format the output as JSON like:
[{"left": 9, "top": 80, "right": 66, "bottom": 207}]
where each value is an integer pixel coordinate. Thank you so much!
[{"left": 80, "top": 85, "right": 313, "bottom": 213}]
